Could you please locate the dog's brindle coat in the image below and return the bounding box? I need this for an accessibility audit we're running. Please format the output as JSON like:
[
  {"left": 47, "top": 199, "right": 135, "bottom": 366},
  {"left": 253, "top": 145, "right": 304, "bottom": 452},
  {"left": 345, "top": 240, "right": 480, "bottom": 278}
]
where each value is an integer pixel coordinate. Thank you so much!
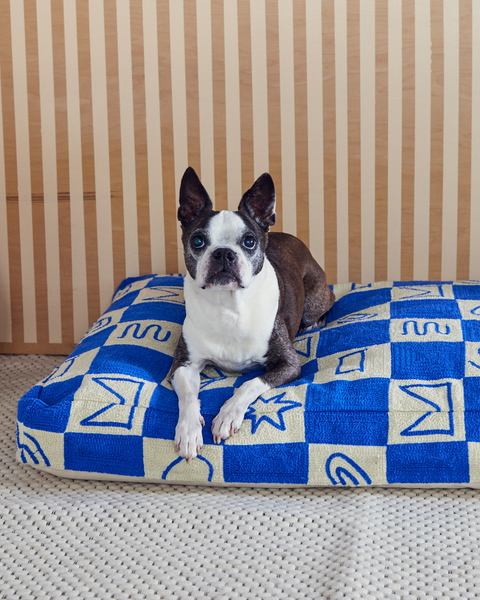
[{"left": 170, "top": 167, "right": 335, "bottom": 460}]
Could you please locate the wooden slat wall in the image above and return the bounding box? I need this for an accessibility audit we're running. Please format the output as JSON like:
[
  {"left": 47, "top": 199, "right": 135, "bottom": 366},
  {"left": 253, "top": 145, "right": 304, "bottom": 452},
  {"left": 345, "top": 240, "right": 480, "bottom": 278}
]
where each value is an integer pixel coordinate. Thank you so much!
[{"left": 0, "top": 0, "right": 478, "bottom": 354}]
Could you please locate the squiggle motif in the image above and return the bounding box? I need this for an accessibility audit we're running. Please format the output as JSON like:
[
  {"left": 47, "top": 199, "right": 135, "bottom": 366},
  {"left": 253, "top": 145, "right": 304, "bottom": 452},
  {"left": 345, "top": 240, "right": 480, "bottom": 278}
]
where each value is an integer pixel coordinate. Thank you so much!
[
  {"left": 325, "top": 453, "right": 372, "bottom": 486},
  {"left": 118, "top": 323, "right": 171, "bottom": 342},
  {"left": 402, "top": 320, "right": 450, "bottom": 336}
]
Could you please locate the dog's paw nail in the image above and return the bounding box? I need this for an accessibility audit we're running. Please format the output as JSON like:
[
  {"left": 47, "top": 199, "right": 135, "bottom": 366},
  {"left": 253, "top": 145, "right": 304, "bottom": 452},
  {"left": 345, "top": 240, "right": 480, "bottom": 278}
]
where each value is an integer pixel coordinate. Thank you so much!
[{"left": 200, "top": 416, "right": 205, "bottom": 426}]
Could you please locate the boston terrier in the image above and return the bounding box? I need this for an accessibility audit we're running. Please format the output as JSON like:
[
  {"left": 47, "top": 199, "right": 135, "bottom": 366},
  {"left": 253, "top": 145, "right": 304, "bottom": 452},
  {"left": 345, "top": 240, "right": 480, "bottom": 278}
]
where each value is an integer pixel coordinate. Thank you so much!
[{"left": 171, "top": 167, "right": 335, "bottom": 461}]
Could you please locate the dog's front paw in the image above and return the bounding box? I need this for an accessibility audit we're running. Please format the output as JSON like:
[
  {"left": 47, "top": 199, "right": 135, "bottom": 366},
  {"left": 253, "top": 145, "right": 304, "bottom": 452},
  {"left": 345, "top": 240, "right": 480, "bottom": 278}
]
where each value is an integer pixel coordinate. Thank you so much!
[
  {"left": 175, "top": 415, "right": 205, "bottom": 462},
  {"left": 211, "top": 404, "right": 244, "bottom": 444}
]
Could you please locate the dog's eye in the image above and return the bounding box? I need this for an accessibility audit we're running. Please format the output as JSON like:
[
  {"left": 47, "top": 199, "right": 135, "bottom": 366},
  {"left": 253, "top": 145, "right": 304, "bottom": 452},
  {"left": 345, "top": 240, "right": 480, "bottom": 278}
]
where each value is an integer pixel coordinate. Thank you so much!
[
  {"left": 191, "top": 235, "right": 205, "bottom": 249},
  {"left": 243, "top": 235, "right": 256, "bottom": 249}
]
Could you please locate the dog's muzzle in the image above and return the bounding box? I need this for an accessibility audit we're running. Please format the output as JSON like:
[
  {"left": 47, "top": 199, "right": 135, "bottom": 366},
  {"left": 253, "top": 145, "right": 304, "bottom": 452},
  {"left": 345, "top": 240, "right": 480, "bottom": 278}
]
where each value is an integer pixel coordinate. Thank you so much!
[{"left": 205, "top": 247, "right": 242, "bottom": 287}]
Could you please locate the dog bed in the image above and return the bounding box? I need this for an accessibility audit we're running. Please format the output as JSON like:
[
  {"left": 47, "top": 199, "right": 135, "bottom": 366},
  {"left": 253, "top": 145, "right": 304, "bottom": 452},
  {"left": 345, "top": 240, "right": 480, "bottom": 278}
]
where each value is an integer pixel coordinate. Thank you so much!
[{"left": 16, "top": 275, "right": 480, "bottom": 487}]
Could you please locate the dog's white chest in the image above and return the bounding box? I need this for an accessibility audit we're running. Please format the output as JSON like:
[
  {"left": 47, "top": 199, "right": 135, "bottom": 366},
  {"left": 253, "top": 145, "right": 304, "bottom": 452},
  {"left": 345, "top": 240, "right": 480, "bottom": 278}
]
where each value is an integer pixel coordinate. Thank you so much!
[{"left": 183, "top": 260, "right": 279, "bottom": 372}]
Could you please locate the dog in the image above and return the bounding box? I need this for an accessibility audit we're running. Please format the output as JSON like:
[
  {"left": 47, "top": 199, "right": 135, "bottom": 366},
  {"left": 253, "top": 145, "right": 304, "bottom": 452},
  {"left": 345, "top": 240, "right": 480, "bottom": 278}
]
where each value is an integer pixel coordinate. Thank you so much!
[{"left": 171, "top": 167, "right": 335, "bottom": 461}]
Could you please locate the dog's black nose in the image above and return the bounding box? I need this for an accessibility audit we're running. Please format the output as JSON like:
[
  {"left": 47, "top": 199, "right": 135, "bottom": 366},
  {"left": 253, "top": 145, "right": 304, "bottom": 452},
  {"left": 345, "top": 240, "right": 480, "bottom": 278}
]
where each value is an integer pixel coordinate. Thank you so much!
[{"left": 212, "top": 247, "right": 237, "bottom": 265}]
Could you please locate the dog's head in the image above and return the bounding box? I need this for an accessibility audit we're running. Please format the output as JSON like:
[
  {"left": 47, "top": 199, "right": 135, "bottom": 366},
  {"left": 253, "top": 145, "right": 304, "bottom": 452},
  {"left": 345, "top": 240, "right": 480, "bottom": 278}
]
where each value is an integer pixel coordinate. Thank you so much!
[{"left": 178, "top": 167, "right": 276, "bottom": 290}]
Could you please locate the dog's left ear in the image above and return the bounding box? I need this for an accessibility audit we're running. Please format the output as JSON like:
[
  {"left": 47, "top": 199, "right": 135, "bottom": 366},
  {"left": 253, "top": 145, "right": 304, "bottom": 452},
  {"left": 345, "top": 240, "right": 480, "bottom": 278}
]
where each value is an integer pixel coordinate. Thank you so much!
[
  {"left": 238, "top": 173, "right": 276, "bottom": 232},
  {"left": 178, "top": 167, "right": 213, "bottom": 227}
]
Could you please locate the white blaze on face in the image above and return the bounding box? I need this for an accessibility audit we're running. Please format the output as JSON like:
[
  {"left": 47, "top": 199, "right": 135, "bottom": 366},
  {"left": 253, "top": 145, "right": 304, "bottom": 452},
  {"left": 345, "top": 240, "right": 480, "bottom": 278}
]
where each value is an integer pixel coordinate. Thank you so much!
[{"left": 197, "top": 211, "right": 253, "bottom": 289}]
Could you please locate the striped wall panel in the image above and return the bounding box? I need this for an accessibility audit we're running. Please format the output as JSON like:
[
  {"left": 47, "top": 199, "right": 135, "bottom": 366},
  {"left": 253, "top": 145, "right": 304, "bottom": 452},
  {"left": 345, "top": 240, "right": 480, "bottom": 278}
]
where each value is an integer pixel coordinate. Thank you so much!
[{"left": 0, "top": 0, "right": 478, "bottom": 354}]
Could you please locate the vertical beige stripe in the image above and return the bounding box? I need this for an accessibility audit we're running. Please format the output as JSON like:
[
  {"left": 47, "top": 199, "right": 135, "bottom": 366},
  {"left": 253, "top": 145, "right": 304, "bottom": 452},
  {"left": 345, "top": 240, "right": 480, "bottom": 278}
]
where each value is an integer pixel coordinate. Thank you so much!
[
  {"left": 387, "top": 0, "right": 402, "bottom": 281},
  {"left": 224, "top": 0, "right": 242, "bottom": 208},
  {"left": 347, "top": 4, "right": 361, "bottom": 284},
  {"left": 64, "top": 0, "right": 89, "bottom": 341},
  {"left": 250, "top": 0, "right": 269, "bottom": 178},
  {"left": 52, "top": 0, "right": 74, "bottom": 347},
  {"left": 278, "top": 0, "right": 296, "bottom": 236},
  {"left": 429, "top": 1, "right": 443, "bottom": 281},
  {"left": 347, "top": 3, "right": 362, "bottom": 282},
  {"left": 129, "top": 1, "right": 150, "bottom": 277},
  {"left": 184, "top": 0, "right": 201, "bottom": 173},
  {"left": 10, "top": 0, "right": 37, "bottom": 343},
  {"left": 374, "top": 0, "right": 388, "bottom": 282},
  {"left": 0, "top": 66, "right": 12, "bottom": 342},
  {"left": 306, "top": 0, "right": 324, "bottom": 266},
  {"left": 293, "top": 1, "right": 308, "bottom": 247},
  {"left": 116, "top": 0, "right": 139, "bottom": 277},
  {"left": 401, "top": 0, "right": 415, "bottom": 281},
  {"left": 169, "top": 0, "right": 188, "bottom": 269},
  {"left": 360, "top": 0, "right": 375, "bottom": 284},
  {"left": 89, "top": 0, "right": 114, "bottom": 310},
  {"left": 441, "top": 0, "right": 459, "bottom": 280},
  {"left": 413, "top": 0, "right": 431, "bottom": 280},
  {"left": 335, "top": 0, "right": 348, "bottom": 283},
  {"left": 470, "top": 0, "right": 480, "bottom": 278},
  {"left": 211, "top": 0, "right": 227, "bottom": 211},
  {"left": 105, "top": 0, "right": 126, "bottom": 287},
  {"left": 322, "top": 0, "right": 337, "bottom": 283},
  {"left": 143, "top": 0, "right": 165, "bottom": 275},
  {"left": 76, "top": 0, "right": 100, "bottom": 327},
  {"left": 25, "top": 3, "right": 49, "bottom": 345},
  {"left": 456, "top": 0, "right": 472, "bottom": 281},
  {"left": 196, "top": 0, "right": 215, "bottom": 195},
  {"left": 265, "top": 0, "right": 282, "bottom": 232},
  {"left": 238, "top": 0, "right": 253, "bottom": 192},
  {"left": 157, "top": 1, "right": 177, "bottom": 272},
  {"left": 37, "top": 0, "right": 62, "bottom": 344}
]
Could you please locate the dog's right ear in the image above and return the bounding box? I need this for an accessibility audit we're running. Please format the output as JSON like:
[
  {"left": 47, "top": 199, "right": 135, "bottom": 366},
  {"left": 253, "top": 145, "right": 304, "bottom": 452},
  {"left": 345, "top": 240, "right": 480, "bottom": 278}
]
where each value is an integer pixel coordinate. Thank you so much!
[{"left": 178, "top": 167, "right": 213, "bottom": 227}]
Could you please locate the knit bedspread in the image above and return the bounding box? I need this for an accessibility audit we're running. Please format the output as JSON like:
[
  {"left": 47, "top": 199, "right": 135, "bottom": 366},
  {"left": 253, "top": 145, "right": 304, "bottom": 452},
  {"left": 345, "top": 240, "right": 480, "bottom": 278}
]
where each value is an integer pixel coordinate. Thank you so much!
[{"left": 16, "top": 275, "right": 480, "bottom": 487}]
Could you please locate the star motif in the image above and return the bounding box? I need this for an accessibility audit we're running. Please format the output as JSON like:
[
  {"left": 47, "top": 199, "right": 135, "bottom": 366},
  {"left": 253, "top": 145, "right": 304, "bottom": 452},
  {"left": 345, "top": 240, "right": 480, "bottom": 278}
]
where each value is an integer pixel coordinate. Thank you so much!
[{"left": 245, "top": 392, "right": 301, "bottom": 434}]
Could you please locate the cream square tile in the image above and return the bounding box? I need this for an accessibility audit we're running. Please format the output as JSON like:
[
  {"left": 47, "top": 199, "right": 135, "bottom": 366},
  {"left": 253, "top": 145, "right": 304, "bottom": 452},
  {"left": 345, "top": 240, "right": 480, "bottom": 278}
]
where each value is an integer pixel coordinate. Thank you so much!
[
  {"left": 132, "top": 285, "right": 185, "bottom": 306},
  {"left": 325, "top": 302, "right": 391, "bottom": 330},
  {"left": 468, "top": 442, "right": 480, "bottom": 485},
  {"left": 104, "top": 319, "right": 181, "bottom": 354},
  {"left": 16, "top": 423, "right": 64, "bottom": 470},
  {"left": 41, "top": 348, "right": 100, "bottom": 386},
  {"left": 293, "top": 331, "right": 321, "bottom": 365},
  {"left": 112, "top": 277, "right": 155, "bottom": 302},
  {"left": 390, "top": 318, "right": 463, "bottom": 343},
  {"left": 465, "top": 342, "right": 480, "bottom": 377},
  {"left": 224, "top": 384, "right": 307, "bottom": 446},
  {"left": 308, "top": 443, "right": 387, "bottom": 486},
  {"left": 388, "top": 379, "right": 465, "bottom": 445},
  {"left": 457, "top": 299, "right": 480, "bottom": 321},
  {"left": 80, "top": 308, "right": 127, "bottom": 342},
  {"left": 66, "top": 374, "right": 157, "bottom": 435},
  {"left": 313, "top": 343, "right": 391, "bottom": 384},
  {"left": 143, "top": 438, "right": 224, "bottom": 483},
  {"left": 391, "top": 283, "right": 454, "bottom": 302}
]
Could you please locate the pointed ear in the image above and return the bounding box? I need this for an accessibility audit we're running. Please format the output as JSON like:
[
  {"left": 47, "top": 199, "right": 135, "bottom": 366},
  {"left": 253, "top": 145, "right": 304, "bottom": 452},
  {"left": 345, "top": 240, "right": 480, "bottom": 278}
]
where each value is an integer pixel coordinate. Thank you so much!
[
  {"left": 238, "top": 173, "right": 276, "bottom": 232},
  {"left": 178, "top": 167, "right": 213, "bottom": 227}
]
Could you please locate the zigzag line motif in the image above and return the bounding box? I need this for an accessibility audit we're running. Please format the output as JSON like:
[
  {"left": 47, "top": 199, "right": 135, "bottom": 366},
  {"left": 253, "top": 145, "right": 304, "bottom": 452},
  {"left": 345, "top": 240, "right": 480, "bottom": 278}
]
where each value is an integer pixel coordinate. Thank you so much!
[
  {"left": 80, "top": 377, "right": 145, "bottom": 429},
  {"left": 396, "top": 285, "right": 444, "bottom": 299},
  {"left": 400, "top": 383, "right": 454, "bottom": 436}
]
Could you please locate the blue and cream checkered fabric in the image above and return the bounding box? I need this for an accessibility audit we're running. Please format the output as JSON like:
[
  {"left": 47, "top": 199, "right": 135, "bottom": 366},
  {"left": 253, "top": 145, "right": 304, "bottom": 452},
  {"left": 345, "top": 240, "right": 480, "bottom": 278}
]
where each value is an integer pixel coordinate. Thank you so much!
[{"left": 16, "top": 276, "right": 480, "bottom": 487}]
